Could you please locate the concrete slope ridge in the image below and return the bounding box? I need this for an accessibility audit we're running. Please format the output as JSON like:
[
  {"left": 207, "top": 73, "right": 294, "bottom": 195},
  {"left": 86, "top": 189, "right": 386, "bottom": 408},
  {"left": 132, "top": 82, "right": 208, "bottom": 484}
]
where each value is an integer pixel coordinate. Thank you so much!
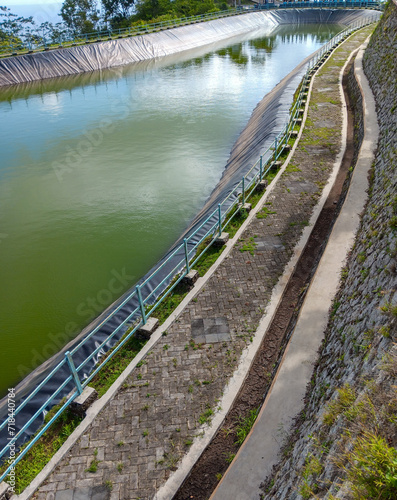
[
  {"left": 211, "top": 36, "right": 378, "bottom": 500},
  {"left": 0, "top": 9, "right": 379, "bottom": 86},
  {"left": 261, "top": 2, "right": 397, "bottom": 498},
  {"left": 174, "top": 23, "right": 374, "bottom": 500}
]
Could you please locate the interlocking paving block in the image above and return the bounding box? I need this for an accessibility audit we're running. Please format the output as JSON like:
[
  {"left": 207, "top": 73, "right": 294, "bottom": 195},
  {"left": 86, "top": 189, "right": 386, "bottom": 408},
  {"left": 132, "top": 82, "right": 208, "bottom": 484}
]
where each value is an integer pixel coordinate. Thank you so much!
[
  {"left": 316, "top": 119, "right": 338, "bottom": 128},
  {"left": 317, "top": 102, "right": 337, "bottom": 108},
  {"left": 55, "top": 490, "right": 74, "bottom": 500},
  {"left": 303, "top": 146, "right": 330, "bottom": 156},
  {"left": 286, "top": 180, "right": 316, "bottom": 194},
  {"left": 73, "top": 487, "right": 93, "bottom": 500},
  {"left": 90, "top": 485, "right": 111, "bottom": 500},
  {"left": 54, "top": 486, "right": 110, "bottom": 500},
  {"left": 255, "top": 236, "right": 285, "bottom": 250},
  {"left": 191, "top": 317, "right": 231, "bottom": 343}
]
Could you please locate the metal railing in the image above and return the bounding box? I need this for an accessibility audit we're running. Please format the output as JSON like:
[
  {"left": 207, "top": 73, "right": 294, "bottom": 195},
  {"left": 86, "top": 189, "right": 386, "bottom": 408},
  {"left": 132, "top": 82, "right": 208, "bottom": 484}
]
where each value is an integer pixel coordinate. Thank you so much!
[
  {"left": 0, "top": 15, "right": 379, "bottom": 484},
  {"left": 0, "top": 8, "right": 245, "bottom": 57},
  {"left": 273, "top": 0, "right": 382, "bottom": 9},
  {"left": 0, "top": 1, "right": 382, "bottom": 57}
]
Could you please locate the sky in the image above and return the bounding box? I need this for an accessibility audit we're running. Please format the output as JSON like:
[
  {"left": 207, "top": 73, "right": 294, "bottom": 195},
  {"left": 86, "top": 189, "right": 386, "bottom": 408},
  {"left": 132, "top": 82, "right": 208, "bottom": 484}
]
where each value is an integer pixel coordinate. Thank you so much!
[
  {"left": 3, "top": 1, "right": 63, "bottom": 23},
  {"left": 5, "top": 0, "right": 60, "bottom": 4}
]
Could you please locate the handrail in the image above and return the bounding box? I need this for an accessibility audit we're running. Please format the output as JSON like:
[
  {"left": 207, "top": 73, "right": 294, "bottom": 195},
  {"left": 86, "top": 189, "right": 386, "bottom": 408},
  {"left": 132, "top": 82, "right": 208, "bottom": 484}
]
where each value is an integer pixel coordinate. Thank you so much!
[
  {"left": 0, "top": 15, "right": 380, "bottom": 484},
  {"left": 0, "top": 1, "right": 382, "bottom": 58}
]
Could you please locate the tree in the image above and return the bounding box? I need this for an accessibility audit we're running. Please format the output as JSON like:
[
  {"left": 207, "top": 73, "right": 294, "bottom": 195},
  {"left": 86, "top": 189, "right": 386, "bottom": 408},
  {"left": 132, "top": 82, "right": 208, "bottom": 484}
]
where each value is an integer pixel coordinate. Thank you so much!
[
  {"left": 25, "top": 21, "right": 71, "bottom": 46},
  {"left": 60, "top": 0, "right": 100, "bottom": 35},
  {"left": 102, "top": 0, "right": 135, "bottom": 28},
  {"left": 133, "top": 0, "right": 172, "bottom": 21},
  {"left": 133, "top": 0, "right": 219, "bottom": 22},
  {"left": 0, "top": 6, "right": 35, "bottom": 51}
]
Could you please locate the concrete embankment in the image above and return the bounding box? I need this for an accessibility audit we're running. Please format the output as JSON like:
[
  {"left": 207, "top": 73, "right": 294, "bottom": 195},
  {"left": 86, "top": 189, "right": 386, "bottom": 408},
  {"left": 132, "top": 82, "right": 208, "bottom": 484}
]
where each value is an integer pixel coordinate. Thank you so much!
[
  {"left": 260, "top": 2, "right": 397, "bottom": 498},
  {"left": 0, "top": 9, "right": 379, "bottom": 86}
]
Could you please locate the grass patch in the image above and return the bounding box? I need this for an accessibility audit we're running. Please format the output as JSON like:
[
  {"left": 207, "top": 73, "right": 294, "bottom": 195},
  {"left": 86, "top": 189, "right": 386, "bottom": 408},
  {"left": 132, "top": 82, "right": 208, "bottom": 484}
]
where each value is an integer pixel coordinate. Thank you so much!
[
  {"left": 285, "top": 162, "right": 302, "bottom": 173},
  {"left": 256, "top": 206, "right": 277, "bottom": 220},
  {"left": 225, "top": 208, "right": 249, "bottom": 238},
  {"left": 235, "top": 408, "right": 259, "bottom": 446},
  {"left": 381, "top": 302, "right": 397, "bottom": 317},
  {"left": 0, "top": 408, "right": 83, "bottom": 494},
  {"left": 149, "top": 281, "right": 191, "bottom": 325},
  {"left": 299, "top": 454, "right": 323, "bottom": 499},
  {"left": 90, "top": 335, "right": 147, "bottom": 397},
  {"left": 323, "top": 383, "right": 356, "bottom": 426},
  {"left": 199, "top": 407, "right": 214, "bottom": 425},
  {"left": 194, "top": 244, "right": 225, "bottom": 277},
  {"left": 86, "top": 457, "right": 100, "bottom": 473},
  {"left": 239, "top": 237, "right": 257, "bottom": 256}
]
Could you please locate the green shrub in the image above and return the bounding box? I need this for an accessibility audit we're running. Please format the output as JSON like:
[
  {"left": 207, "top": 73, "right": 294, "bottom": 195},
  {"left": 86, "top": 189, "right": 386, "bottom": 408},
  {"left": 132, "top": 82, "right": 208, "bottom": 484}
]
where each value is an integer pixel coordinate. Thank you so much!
[{"left": 347, "top": 432, "right": 397, "bottom": 499}]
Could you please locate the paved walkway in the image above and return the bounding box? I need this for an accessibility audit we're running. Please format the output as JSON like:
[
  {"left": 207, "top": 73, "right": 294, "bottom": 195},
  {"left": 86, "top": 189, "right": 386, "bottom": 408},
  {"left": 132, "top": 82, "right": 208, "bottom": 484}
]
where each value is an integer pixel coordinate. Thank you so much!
[
  {"left": 211, "top": 34, "right": 378, "bottom": 500},
  {"left": 28, "top": 26, "right": 373, "bottom": 500}
]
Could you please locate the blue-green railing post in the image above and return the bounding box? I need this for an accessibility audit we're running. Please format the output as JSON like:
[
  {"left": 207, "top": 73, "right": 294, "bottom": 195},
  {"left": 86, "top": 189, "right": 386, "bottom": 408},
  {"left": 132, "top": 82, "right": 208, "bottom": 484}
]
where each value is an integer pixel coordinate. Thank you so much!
[
  {"left": 218, "top": 203, "right": 222, "bottom": 236},
  {"left": 136, "top": 285, "right": 147, "bottom": 324},
  {"left": 184, "top": 238, "right": 190, "bottom": 274},
  {"left": 242, "top": 177, "right": 245, "bottom": 205},
  {"left": 274, "top": 137, "right": 278, "bottom": 161},
  {"left": 259, "top": 156, "right": 263, "bottom": 180},
  {"left": 65, "top": 351, "right": 83, "bottom": 395}
]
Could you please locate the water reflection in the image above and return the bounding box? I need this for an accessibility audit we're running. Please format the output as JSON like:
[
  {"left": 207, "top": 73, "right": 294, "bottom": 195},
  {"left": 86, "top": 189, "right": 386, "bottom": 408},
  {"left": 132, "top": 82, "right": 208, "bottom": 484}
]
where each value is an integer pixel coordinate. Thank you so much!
[
  {"left": 0, "top": 26, "right": 280, "bottom": 104},
  {"left": 214, "top": 24, "right": 342, "bottom": 68},
  {"left": 0, "top": 24, "right": 343, "bottom": 107}
]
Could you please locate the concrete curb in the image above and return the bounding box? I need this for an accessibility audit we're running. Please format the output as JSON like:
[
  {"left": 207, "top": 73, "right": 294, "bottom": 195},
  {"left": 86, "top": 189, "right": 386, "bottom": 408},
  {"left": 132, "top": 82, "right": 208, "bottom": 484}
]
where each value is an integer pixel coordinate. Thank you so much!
[{"left": 210, "top": 36, "right": 378, "bottom": 500}]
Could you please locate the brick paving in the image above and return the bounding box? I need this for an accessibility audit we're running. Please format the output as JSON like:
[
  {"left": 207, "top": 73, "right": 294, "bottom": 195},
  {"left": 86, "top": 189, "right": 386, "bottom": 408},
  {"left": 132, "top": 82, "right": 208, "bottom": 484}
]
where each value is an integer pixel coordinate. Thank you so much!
[{"left": 33, "top": 27, "right": 372, "bottom": 500}]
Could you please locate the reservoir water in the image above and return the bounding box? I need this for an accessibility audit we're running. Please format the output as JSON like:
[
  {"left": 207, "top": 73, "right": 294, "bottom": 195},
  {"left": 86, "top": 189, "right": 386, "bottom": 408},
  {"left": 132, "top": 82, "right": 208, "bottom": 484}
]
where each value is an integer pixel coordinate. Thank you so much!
[{"left": 0, "top": 23, "right": 342, "bottom": 395}]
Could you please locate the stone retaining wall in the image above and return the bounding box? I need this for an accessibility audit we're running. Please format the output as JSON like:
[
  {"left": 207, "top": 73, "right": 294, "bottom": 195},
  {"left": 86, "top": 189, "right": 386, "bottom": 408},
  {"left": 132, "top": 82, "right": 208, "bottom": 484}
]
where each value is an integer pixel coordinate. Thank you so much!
[{"left": 261, "top": 2, "right": 397, "bottom": 498}]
